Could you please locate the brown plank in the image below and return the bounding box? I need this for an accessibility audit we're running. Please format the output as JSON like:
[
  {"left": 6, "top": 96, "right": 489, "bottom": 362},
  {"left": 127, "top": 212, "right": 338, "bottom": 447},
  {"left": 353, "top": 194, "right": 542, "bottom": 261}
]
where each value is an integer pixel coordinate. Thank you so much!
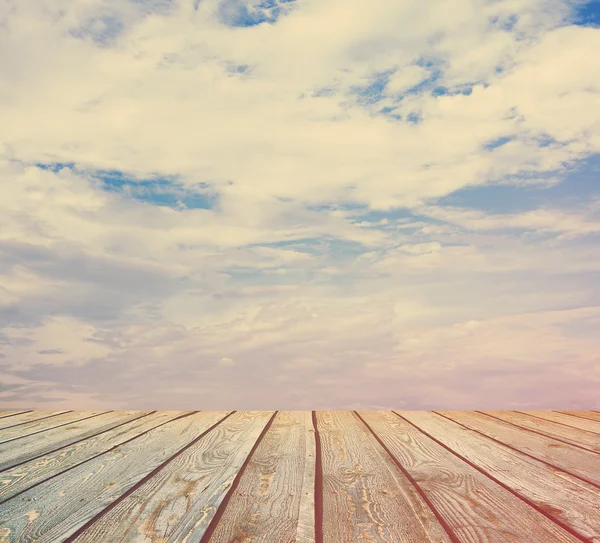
[
  {"left": 0, "top": 412, "right": 187, "bottom": 502},
  {"left": 402, "top": 411, "right": 600, "bottom": 542},
  {"left": 483, "top": 411, "right": 600, "bottom": 452},
  {"left": 360, "top": 411, "right": 582, "bottom": 543},
  {"left": 556, "top": 411, "right": 600, "bottom": 428},
  {"left": 0, "top": 411, "right": 230, "bottom": 543},
  {"left": 0, "top": 411, "right": 150, "bottom": 472},
  {"left": 0, "top": 411, "right": 105, "bottom": 443},
  {"left": 70, "top": 411, "right": 273, "bottom": 543},
  {"left": 0, "top": 411, "right": 32, "bottom": 420},
  {"left": 203, "top": 411, "right": 315, "bottom": 543},
  {"left": 0, "top": 411, "right": 69, "bottom": 431},
  {"left": 440, "top": 411, "right": 600, "bottom": 487},
  {"left": 318, "top": 411, "right": 452, "bottom": 543}
]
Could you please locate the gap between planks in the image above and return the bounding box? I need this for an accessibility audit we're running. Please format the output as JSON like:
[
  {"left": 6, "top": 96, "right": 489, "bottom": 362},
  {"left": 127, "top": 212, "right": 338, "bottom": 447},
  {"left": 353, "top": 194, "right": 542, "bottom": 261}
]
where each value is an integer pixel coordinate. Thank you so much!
[
  {"left": 393, "top": 411, "right": 593, "bottom": 543},
  {"left": 435, "top": 411, "right": 600, "bottom": 490},
  {"left": 0, "top": 411, "right": 188, "bottom": 504}
]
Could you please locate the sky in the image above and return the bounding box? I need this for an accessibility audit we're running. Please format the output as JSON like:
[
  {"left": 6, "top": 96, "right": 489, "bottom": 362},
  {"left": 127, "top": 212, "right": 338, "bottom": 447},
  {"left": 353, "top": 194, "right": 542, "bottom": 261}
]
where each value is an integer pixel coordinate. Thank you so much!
[{"left": 0, "top": 0, "right": 599, "bottom": 410}]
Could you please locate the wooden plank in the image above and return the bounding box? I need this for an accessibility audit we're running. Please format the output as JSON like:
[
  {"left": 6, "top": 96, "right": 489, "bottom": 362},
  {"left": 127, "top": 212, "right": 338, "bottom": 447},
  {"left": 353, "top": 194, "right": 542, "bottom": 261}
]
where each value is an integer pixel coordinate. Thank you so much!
[
  {"left": 440, "top": 411, "right": 600, "bottom": 487},
  {"left": 0, "top": 411, "right": 105, "bottom": 443},
  {"left": 0, "top": 411, "right": 151, "bottom": 472},
  {"left": 318, "top": 411, "right": 452, "bottom": 543},
  {"left": 361, "top": 411, "right": 582, "bottom": 543},
  {"left": 528, "top": 411, "right": 600, "bottom": 434},
  {"left": 202, "top": 411, "right": 315, "bottom": 543},
  {"left": 0, "top": 412, "right": 188, "bottom": 502},
  {"left": 0, "top": 411, "right": 69, "bottom": 431},
  {"left": 0, "top": 411, "right": 32, "bottom": 420},
  {"left": 402, "top": 411, "right": 600, "bottom": 542},
  {"left": 483, "top": 411, "right": 600, "bottom": 452},
  {"left": 0, "top": 411, "right": 230, "bottom": 543},
  {"left": 71, "top": 411, "right": 274, "bottom": 543},
  {"left": 556, "top": 411, "right": 600, "bottom": 427},
  {"left": 297, "top": 413, "right": 317, "bottom": 543}
]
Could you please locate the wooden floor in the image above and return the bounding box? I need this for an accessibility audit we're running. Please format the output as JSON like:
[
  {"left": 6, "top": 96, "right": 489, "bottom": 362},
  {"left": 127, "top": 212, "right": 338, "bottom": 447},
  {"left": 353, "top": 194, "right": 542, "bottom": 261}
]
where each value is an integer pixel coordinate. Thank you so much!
[{"left": 0, "top": 410, "right": 599, "bottom": 542}]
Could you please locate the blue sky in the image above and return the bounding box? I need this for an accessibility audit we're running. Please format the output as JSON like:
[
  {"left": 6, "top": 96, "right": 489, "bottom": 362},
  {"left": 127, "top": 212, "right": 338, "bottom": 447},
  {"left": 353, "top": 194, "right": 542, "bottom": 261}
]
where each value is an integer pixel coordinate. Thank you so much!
[
  {"left": 0, "top": 0, "right": 599, "bottom": 409},
  {"left": 575, "top": 0, "right": 600, "bottom": 24}
]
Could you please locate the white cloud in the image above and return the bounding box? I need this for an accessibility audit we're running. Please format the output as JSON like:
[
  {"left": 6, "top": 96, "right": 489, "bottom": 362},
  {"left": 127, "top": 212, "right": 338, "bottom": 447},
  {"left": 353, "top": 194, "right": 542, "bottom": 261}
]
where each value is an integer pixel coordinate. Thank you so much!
[
  {"left": 384, "top": 65, "right": 430, "bottom": 95},
  {"left": 2, "top": 316, "right": 113, "bottom": 369},
  {"left": 2, "top": 0, "right": 598, "bottom": 210},
  {"left": 0, "top": 0, "right": 599, "bottom": 408},
  {"left": 418, "top": 201, "right": 600, "bottom": 237}
]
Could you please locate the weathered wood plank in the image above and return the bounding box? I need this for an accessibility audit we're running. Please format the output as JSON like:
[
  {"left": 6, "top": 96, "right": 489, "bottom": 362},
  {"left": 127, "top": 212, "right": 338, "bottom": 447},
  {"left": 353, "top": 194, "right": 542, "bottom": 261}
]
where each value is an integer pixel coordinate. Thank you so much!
[
  {"left": 0, "top": 412, "right": 188, "bottom": 502},
  {"left": 440, "top": 411, "right": 600, "bottom": 487},
  {"left": 0, "top": 411, "right": 105, "bottom": 443},
  {"left": 402, "top": 411, "right": 600, "bottom": 542},
  {"left": 0, "top": 411, "right": 150, "bottom": 472},
  {"left": 203, "top": 411, "right": 315, "bottom": 543},
  {"left": 0, "top": 411, "right": 69, "bottom": 431},
  {"left": 0, "top": 411, "right": 230, "bottom": 543},
  {"left": 1, "top": 410, "right": 597, "bottom": 542},
  {"left": 483, "top": 411, "right": 600, "bottom": 452},
  {"left": 318, "top": 411, "right": 452, "bottom": 543},
  {"left": 0, "top": 411, "right": 32, "bottom": 421},
  {"left": 551, "top": 411, "right": 600, "bottom": 432},
  {"left": 297, "top": 413, "right": 317, "bottom": 543},
  {"left": 558, "top": 411, "right": 600, "bottom": 423},
  {"left": 70, "top": 411, "right": 274, "bottom": 543},
  {"left": 361, "top": 411, "right": 582, "bottom": 543}
]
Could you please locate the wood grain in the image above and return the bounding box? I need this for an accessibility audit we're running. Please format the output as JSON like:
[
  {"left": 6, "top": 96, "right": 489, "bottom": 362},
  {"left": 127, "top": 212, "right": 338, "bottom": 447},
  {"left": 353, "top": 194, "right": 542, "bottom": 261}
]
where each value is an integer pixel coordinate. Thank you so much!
[
  {"left": 557, "top": 411, "right": 600, "bottom": 424},
  {"left": 0, "top": 410, "right": 597, "bottom": 542},
  {"left": 70, "top": 410, "right": 273, "bottom": 543},
  {"left": 318, "top": 411, "right": 451, "bottom": 543},
  {"left": 402, "top": 410, "right": 600, "bottom": 542},
  {"left": 297, "top": 413, "right": 317, "bottom": 543},
  {"left": 204, "top": 411, "right": 315, "bottom": 543},
  {"left": 441, "top": 411, "right": 600, "bottom": 487},
  {"left": 361, "top": 410, "right": 582, "bottom": 543},
  {"left": 482, "top": 411, "right": 600, "bottom": 452},
  {"left": 0, "top": 411, "right": 149, "bottom": 472},
  {"left": 0, "top": 411, "right": 105, "bottom": 444},
  {"left": 0, "top": 411, "right": 230, "bottom": 543},
  {"left": 0, "top": 411, "right": 69, "bottom": 432},
  {"left": 0, "top": 411, "right": 31, "bottom": 420},
  {"left": 0, "top": 412, "right": 187, "bottom": 502},
  {"left": 530, "top": 412, "right": 600, "bottom": 434}
]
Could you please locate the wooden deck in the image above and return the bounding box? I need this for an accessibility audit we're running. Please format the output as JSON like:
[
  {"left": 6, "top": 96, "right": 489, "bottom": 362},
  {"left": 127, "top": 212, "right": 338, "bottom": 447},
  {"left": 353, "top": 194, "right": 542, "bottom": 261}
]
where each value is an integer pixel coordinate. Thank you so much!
[{"left": 0, "top": 410, "right": 599, "bottom": 542}]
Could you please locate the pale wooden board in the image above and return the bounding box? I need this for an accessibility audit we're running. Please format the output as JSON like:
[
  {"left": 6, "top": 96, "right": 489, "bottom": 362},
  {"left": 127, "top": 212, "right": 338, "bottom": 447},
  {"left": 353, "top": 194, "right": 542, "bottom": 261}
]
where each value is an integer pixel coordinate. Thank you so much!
[
  {"left": 204, "top": 411, "right": 315, "bottom": 543},
  {"left": 318, "top": 411, "right": 452, "bottom": 543},
  {"left": 0, "top": 412, "right": 188, "bottom": 503},
  {"left": 0, "top": 411, "right": 106, "bottom": 443},
  {"left": 0, "top": 411, "right": 150, "bottom": 472},
  {"left": 296, "top": 413, "right": 317, "bottom": 543},
  {"left": 0, "top": 411, "right": 230, "bottom": 543},
  {"left": 2, "top": 410, "right": 597, "bottom": 542},
  {"left": 362, "top": 411, "right": 581, "bottom": 543},
  {"left": 0, "top": 411, "right": 31, "bottom": 420},
  {"left": 402, "top": 411, "right": 600, "bottom": 542},
  {"left": 0, "top": 411, "right": 69, "bottom": 432},
  {"left": 441, "top": 411, "right": 600, "bottom": 487},
  {"left": 483, "top": 411, "right": 600, "bottom": 452},
  {"left": 554, "top": 411, "right": 600, "bottom": 430},
  {"left": 71, "top": 411, "right": 274, "bottom": 543}
]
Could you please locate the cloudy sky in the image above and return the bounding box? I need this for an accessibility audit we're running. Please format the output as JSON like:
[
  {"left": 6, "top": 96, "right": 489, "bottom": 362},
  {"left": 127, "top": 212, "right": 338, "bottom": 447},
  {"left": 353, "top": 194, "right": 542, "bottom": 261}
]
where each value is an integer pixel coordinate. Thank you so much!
[{"left": 1, "top": 0, "right": 599, "bottom": 410}]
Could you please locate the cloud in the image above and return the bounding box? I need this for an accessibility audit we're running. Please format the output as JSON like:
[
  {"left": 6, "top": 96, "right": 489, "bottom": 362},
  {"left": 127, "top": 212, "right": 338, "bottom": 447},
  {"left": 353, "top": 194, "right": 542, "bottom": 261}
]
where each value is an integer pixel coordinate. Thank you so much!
[
  {"left": 416, "top": 200, "right": 600, "bottom": 238},
  {"left": 0, "top": 0, "right": 599, "bottom": 408}
]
